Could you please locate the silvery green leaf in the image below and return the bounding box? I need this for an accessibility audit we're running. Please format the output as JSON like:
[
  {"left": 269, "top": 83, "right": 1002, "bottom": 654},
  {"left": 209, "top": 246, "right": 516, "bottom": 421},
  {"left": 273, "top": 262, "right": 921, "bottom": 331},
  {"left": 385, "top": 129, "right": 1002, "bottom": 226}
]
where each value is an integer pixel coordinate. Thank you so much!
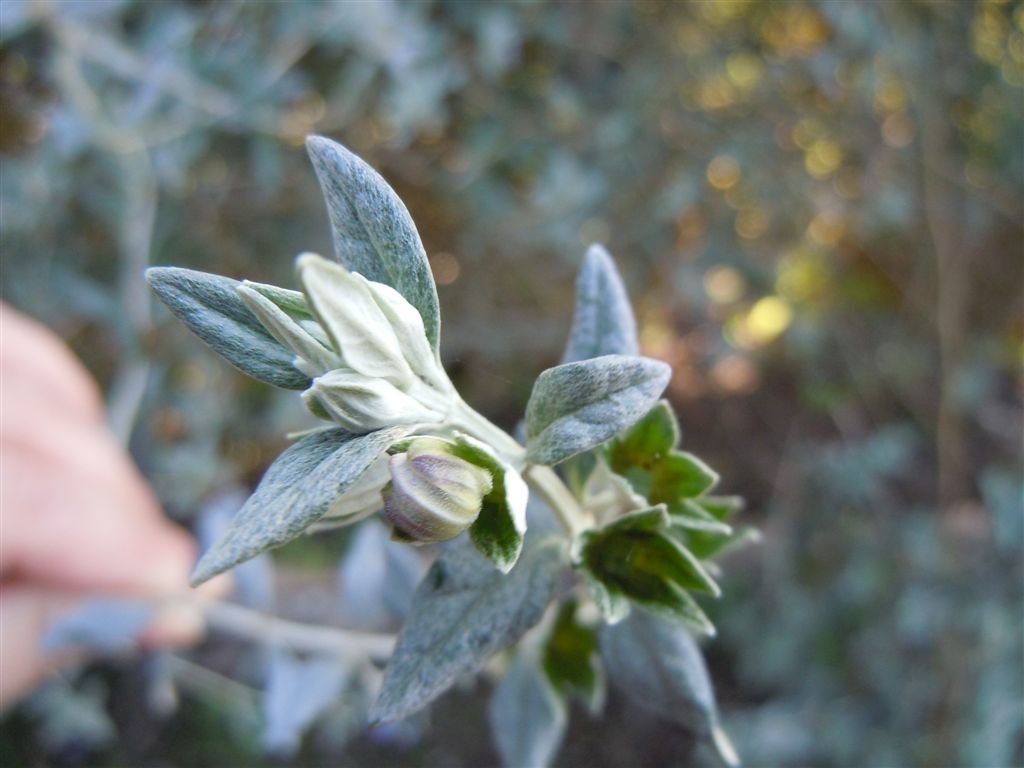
[
  {"left": 562, "top": 244, "right": 639, "bottom": 363},
  {"left": 600, "top": 609, "right": 739, "bottom": 767},
  {"left": 146, "top": 267, "right": 310, "bottom": 390},
  {"left": 196, "top": 488, "right": 276, "bottom": 611},
  {"left": 338, "top": 519, "right": 425, "bottom": 629},
  {"left": 191, "top": 426, "right": 410, "bottom": 585},
  {"left": 297, "top": 253, "right": 416, "bottom": 387},
  {"left": 370, "top": 536, "right": 565, "bottom": 723},
  {"left": 42, "top": 598, "right": 154, "bottom": 655},
  {"left": 525, "top": 355, "right": 672, "bottom": 466},
  {"left": 489, "top": 653, "right": 567, "bottom": 768},
  {"left": 312, "top": 453, "right": 390, "bottom": 530},
  {"left": 262, "top": 649, "right": 348, "bottom": 758},
  {"left": 237, "top": 281, "right": 340, "bottom": 375},
  {"left": 305, "top": 135, "right": 441, "bottom": 351}
]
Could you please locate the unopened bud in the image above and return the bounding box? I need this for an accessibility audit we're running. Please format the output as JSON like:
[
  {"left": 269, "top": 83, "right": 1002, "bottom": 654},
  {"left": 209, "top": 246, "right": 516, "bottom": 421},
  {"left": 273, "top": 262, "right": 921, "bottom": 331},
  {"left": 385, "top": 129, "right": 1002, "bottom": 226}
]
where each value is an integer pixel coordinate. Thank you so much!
[
  {"left": 303, "top": 370, "right": 443, "bottom": 433},
  {"left": 382, "top": 438, "right": 493, "bottom": 543}
]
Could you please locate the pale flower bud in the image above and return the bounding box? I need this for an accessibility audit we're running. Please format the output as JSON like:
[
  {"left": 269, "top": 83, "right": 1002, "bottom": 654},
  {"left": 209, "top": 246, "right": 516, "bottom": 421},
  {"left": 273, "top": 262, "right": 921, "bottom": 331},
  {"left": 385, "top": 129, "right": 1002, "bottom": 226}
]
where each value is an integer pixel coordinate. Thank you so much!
[
  {"left": 303, "top": 370, "right": 443, "bottom": 433},
  {"left": 382, "top": 437, "right": 493, "bottom": 543},
  {"left": 237, "top": 281, "right": 341, "bottom": 377}
]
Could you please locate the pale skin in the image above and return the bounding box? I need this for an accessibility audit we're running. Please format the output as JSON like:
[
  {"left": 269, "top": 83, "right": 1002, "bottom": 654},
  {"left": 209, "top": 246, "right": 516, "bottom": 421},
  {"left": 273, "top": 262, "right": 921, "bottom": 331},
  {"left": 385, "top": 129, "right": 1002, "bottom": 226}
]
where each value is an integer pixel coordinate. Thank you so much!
[{"left": 0, "top": 304, "right": 203, "bottom": 706}]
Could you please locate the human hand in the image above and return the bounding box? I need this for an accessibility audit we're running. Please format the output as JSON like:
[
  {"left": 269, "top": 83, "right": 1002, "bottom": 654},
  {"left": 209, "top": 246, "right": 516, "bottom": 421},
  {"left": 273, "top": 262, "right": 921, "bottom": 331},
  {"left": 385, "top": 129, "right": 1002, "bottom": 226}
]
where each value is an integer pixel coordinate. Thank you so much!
[{"left": 0, "top": 304, "right": 198, "bottom": 706}]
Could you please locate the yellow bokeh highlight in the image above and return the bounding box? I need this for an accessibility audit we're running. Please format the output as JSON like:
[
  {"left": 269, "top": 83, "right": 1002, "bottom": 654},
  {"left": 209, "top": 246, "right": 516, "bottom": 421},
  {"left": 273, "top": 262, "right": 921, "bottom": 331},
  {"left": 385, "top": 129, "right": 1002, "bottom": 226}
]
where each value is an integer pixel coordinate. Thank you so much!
[
  {"left": 704, "top": 266, "right": 746, "bottom": 304},
  {"left": 777, "top": 249, "right": 829, "bottom": 302},
  {"left": 747, "top": 296, "right": 793, "bottom": 343},
  {"left": 696, "top": 74, "right": 738, "bottom": 111},
  {"left": 874, "top": 78, "right": 907, "bottom": 114},
  {"left": 724, "top": 296, "right": 794, "bottom": 350},
  {"left": 726, "top": 53, "right": 763, "bottom": 90},
  {"left": 707, "top": 155, "right": 741, "bottom": 189},
  {"left": 805, "top": 139, "right": 843, "bottom": 178},
  {"left": 736, "top": 207, "right": 770, "bottom": 240},
  {"left": 761, "top": 6, "right": 830, "bottom": 58}
]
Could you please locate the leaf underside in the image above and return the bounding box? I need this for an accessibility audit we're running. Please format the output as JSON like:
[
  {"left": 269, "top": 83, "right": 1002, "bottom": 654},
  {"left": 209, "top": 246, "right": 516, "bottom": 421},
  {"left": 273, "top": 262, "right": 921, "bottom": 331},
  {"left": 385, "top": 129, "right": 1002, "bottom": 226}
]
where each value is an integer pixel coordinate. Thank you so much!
[
  {"left": 191, "top": 426, "right": 409, "bottom": 585},
  {"left": 146, "top": 266, "right": 310, "bottom": 390},
  {"left": 370, "top": 536, "right": 565, "bottom": 723}
]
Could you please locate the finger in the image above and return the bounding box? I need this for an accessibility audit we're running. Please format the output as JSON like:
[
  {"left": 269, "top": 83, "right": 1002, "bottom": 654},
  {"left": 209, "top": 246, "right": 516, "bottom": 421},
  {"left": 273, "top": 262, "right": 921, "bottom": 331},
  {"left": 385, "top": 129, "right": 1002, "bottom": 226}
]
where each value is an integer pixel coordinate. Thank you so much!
[
  {"left": 1, "top": 448, "right": 196, "bottom": 595},
  {"left": 0, "top": 304, "right": 103, "bottom": 423},
  {"left": 0, "top": 584, "right": 81, "bottom": 707}
]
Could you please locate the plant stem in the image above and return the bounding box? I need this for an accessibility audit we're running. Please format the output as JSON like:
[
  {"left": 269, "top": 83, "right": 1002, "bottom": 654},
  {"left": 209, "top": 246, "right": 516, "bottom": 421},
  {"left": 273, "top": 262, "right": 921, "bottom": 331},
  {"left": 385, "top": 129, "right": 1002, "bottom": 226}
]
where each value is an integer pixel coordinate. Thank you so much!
[
  {"left": 524, "top": 464, "right": 590, "bottom": 538},
  {"left": 449, "top": 398, "right": 527, "bottom": 464},
  {"left": 197, "top": 597, "right": 395, "bottom": 661}
]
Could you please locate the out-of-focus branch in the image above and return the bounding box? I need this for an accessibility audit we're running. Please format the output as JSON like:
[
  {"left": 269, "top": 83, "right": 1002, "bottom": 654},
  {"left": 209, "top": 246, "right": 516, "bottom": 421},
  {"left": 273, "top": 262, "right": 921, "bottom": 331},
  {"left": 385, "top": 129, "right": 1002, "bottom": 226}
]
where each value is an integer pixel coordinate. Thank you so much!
[
  {"left": 43, "top": 7, "right": 156, "bottom": 444},
  {"left": 199, "top": 598, "right": 396, "bottom": 662}
]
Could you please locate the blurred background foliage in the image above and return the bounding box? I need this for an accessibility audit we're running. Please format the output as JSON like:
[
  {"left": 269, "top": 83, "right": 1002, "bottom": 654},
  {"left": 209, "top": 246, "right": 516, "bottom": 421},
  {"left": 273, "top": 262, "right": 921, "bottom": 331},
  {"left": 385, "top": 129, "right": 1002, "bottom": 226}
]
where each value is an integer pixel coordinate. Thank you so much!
[{"left": 1, "top": 0, "right": 1022, "bottom": 766}]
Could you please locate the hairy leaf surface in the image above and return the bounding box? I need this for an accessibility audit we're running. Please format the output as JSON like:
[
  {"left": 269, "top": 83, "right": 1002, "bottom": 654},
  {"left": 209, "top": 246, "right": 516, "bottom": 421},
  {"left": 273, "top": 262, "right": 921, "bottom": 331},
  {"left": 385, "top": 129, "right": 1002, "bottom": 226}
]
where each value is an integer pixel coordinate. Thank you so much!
[
  {"left": 146, "top": 267, "right": 310, "bottom": 389},
  {"left": 191, "top": 426, "right": 409, "bottom": 585},
  {"left": 601, "top": 609, "right": 738, "bottom": 766},
  {"left": 489, "top": 653, "right": 567, "bottom": 768},
  {"left": 306, "top": 136, "right": 440, "bottom": 351},
  {"left": 525, "top": 355, "right": 671, "bottom": 466},
  {"left": 561, "top": 244, "right": 639, "bottom": 363},
  {"left": 370, "top": 536, "right": 565, "bottom": 723}
]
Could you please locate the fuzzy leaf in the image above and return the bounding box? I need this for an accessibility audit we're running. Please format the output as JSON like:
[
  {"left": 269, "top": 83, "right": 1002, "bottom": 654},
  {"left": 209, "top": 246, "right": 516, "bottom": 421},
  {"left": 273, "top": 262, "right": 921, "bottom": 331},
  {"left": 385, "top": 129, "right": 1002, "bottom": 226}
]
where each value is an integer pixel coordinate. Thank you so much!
[
  {"left": 146, "top": 267, "right": 310, "bottom": 389},
  {"left": 606, "top": 400, "right": 680, "bottom": 470},
  {"left": 525, "top": 355, "right": 671, "bottom": 466},
  {"left": 370, "top": 536, "right": 565, "bottom": 723},
  {"left": 305, "top": 136, "right": 440, "bottom": 351},
  {"left": 237, "top": 281, "right": 339, "bottom": 375},
  {"left": 262, "top": 650, "right": 349, "bottom": 757},
  {"left": 192, "top": 426, "right": 410, "bottom": 585},
  {"left": 578, "top": 507, "right": 718, "bottom": 633},
  {"left": 489, "top": 653, "right": 567, "bottom": 768},
  {"left": 618, "top": 451, "right": 719, "bottom": 505},
  {"left": 600, "top": 609, "right": 738, "bottom": 766},
  {"left": 338, "top": 519, "right": 425, "bottom": 629},
  {"left": 562, "top": 244, "right": 639, "bottom": 363}
]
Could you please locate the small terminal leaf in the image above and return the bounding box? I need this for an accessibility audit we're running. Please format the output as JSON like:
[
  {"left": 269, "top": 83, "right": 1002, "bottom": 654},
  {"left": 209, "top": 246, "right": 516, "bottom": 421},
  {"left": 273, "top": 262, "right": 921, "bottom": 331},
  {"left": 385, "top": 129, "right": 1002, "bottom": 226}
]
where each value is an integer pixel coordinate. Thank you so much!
[
  {"left": 146, "top": 267, "right": 310, "bottom": 390},
  {"left": 370, "top": 536, "right": 565, "bottom": 723},
  {"left": 605, "top": 400, "right": 679, "bottom": 470},
  {"left": 191, "top": 426, "right": 410, "bottom": 585},
  {"left": 305, "top": 136, "right": 441, "bottom": 351},
  {"left": 562, "top": 244, "right": 639, "bottom": 364},
  {"left": 600, "top": 608, "right": 739, "bottom": 767},
  {"left": 489, "top": 652, "right": 567, "bottom": 768},
  {"left": 577, "top": 507, "right": 718, "bottom": 633},
  {"left": 543, "top": 600, "right": 605, "bottom": 713},
  {"left": 525, "top": 355, "right": 671, "bottom": 466}
]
